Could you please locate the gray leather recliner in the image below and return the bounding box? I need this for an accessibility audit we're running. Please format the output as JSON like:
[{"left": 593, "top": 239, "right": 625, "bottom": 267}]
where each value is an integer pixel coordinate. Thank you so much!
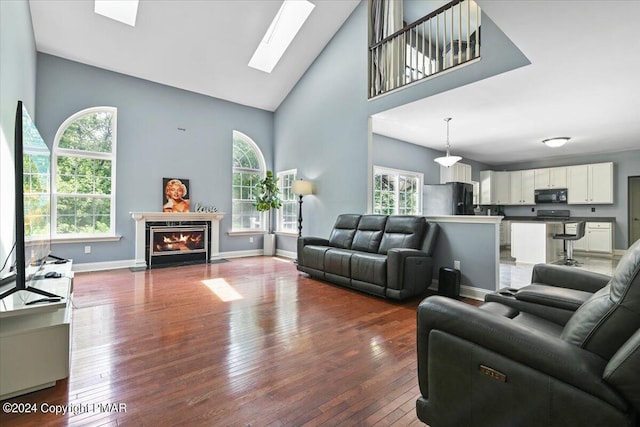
[{"left": 416, "top": 238, "right": 640, "bottom": 427}]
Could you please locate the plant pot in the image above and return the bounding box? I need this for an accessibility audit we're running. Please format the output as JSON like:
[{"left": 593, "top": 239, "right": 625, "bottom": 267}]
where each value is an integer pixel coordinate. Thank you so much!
[{"left": 263, "top": 233, "right": 276, "bottom": 256}]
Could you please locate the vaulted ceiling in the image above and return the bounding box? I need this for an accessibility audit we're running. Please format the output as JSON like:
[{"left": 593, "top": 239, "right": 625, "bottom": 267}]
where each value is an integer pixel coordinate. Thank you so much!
[{"left": 28, "top": 1, "right": 640, "bottom": 166}]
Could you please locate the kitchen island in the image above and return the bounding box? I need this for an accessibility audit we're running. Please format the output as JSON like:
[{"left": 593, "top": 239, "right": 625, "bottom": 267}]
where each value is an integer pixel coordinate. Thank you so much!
[{"left": 510, "top": 221, "right": 564, "bottom": 264}]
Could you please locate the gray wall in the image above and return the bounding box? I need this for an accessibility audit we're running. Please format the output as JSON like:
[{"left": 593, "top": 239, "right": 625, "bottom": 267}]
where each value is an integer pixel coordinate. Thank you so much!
[
  {"left": 36, "top": 54, "right": 274, "bottom": 263},
  {"left": 430, "top": 221, "right": 498, "bottom": 291},
  {"left": 373, "top": 133, "right": 490, "bottom": 184},
  {"left": 275, "top": 2, "right": 529, "bottom": 250},
  {"left": 0, "top": 0, "right": 37, "bottom": 276},
  {"left": 496, "top": 149, "right": 640, "bottom": 249}
]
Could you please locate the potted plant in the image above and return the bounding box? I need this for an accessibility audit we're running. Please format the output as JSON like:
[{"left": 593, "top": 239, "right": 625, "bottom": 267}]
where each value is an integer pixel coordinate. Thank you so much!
[{"left": 253, "top": 170, "right": 282, "bottom": 255}]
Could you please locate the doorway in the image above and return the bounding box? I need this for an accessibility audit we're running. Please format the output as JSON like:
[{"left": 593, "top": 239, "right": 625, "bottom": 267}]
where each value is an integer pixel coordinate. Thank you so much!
[{"left": 629, "top": 176, "right": 640, "bottom": 247}]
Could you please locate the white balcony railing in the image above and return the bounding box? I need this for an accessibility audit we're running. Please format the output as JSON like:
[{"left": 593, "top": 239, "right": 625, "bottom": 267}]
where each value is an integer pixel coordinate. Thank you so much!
[{"left": 369, "top": 0, "right": 481, "bottom": 98}]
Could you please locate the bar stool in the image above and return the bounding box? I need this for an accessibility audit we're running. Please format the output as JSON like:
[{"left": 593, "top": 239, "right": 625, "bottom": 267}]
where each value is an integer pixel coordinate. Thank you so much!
[{"left": 553, "top": 221, "right": 586, "bottom": 265}]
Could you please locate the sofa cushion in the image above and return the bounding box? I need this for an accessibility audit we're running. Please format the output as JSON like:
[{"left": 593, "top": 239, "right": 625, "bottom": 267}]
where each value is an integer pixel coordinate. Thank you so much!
[
  {"left": 378, "top": 216, "right": 426, "bottom": 254},
  {"left": 352, "top": 252, "right": 387, "bottom": 286},
  {"left": 325, "top": 248, "right": 356, "bottom": 277},
  {"left": 302, "top": 245, "right": 331, "bottom": 271},
  {"left": 328, "top": 214, "right": 361, "bottom": 249},
  {"left": 352, "top": 215, "right": 387, "bottom": 253},
  {"left": 561, "top": 238, "right": 640, "bottom": 360}
]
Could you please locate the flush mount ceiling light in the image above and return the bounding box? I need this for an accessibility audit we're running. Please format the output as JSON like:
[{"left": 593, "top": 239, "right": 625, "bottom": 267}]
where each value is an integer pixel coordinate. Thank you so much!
[
  {"left": 95, "top": 0, "right": 139, "bottom": 27},
  {"left": 542, "top": 137, "right": 570, "bottom": 148},
  {"left": 434, "top": 117, "right": 462, "bottom": 167},
  {"left": 248, "top": 0, "right": 315, "bottom": 73}
]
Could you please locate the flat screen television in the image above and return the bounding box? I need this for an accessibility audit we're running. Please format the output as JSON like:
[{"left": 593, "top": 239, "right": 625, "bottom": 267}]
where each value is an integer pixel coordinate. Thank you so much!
[{"left": 0, "top": 100, "right": 60, "bottom": 300}]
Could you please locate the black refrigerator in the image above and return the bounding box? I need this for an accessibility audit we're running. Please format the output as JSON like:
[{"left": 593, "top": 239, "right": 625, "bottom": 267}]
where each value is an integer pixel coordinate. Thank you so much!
[{"left": 423, "top": 182, "right": 474, "bottom": 215}]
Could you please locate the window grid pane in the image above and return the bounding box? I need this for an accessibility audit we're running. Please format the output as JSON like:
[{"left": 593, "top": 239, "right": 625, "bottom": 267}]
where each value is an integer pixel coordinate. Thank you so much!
[
  {"left": 373, "top": 168, "right": 421, "bottom": 215},
  {"left": 54, "top": 108, "right": 116, "bottom": 236},
  {"left": 232, "top": 132, "right": 266, "bottom": 231},
  {"left": 277, "top": 171, "right": 297, "bottom": 232}
]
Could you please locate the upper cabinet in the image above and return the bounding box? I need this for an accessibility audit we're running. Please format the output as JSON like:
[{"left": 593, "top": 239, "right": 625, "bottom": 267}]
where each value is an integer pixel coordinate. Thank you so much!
[
  {"left": 480, "top": 171, "right": 510, "bottom": 205},
  {"left": 567, "top": 162, "right": 614, "bottom": 204},
  {"left": 509, "top": 170, "right": 535, "bottom": 205},
  {"left": 481, "top": 162, "right": 614, "bottom": 206},
  {"left": 440, "top": 163, "right": 472, "bottom": 184},
  {"left": 534, "top": 167, "right": 567, "bottom": 189}
]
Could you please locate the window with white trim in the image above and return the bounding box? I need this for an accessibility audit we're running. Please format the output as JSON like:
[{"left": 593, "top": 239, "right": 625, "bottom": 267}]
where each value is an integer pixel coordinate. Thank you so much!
[
  {"left": 373, "top": 166, "right": 423, "bottom": 215},
  {"left": 52, "top": 107, "right": 117, "bottom": 237},
  {"left": 232, "top": 131, "right": 266, "bottom": 231},
  {"left": 277, "top": 169, "right": 297, "bottom": 233}
]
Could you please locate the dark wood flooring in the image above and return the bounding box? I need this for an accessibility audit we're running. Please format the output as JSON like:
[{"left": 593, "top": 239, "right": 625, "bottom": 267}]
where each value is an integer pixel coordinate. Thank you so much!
[{"left": 0, "top": 256, "right": 460, "bottom": 426}]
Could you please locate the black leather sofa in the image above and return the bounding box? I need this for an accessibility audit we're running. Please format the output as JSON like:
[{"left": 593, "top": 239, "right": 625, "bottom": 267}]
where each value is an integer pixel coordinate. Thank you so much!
[
  {"left": 416, "top": 237, "right": 640, "bottom": 427},
  {"left": 297, "top": 214, "right": 439, "bottom": 300}
]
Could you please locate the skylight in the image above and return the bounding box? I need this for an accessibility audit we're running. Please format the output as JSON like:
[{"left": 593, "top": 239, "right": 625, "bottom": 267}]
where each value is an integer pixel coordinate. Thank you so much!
[
  {"left": 94, "top": 0, "right": 139, "bottom": 27},
  {"left": 249, "top": 0, "right": 315, "bottom": 73}
]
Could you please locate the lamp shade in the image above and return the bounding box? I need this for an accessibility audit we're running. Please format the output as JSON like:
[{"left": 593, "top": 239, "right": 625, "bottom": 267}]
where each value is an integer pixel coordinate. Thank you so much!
[
  {"left": 434, "top": 154, "right": 462, "bottom": 167},
  {"left": 292, "top": 179, "right": 313, "bottom": 195}
]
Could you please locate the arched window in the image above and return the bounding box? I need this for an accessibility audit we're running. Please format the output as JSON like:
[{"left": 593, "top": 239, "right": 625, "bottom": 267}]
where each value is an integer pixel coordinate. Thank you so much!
[
  {"left": 52, "top": 107, "right": 117, "bottom": 237},
  {"left": 232, "top": 131, "right": 266, "bottom": 231}
]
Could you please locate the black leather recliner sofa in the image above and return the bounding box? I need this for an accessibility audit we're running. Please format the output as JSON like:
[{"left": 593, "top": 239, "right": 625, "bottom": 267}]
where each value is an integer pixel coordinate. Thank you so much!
[
  {"left": 416, "top": 238, "right": 640, "bottom": 426},
  {"left": 297, "top": 214, "right": 439, "bottom": 301}
]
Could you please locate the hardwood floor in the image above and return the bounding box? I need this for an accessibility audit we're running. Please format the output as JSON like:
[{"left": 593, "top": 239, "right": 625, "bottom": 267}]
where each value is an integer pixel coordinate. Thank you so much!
[{"left": 1, "top": 257, "right": 436, "bottom": 426}]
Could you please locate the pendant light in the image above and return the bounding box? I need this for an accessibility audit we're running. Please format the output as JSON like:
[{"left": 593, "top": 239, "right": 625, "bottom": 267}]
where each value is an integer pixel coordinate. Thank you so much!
[{"left": 434, "top": 117, "right": 462, "bottom": 167}]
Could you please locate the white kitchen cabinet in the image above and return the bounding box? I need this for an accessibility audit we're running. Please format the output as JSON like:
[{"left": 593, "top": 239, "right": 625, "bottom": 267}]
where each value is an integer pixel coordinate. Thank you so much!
[
  {"left": 509, "top": 170, "right": 535, "bottom": 205},
  {"left": 586, "top": 222, "right": 613, "bottom": 253},
  {"left": 480, "top": 171, "right": 510, "bottom": 205},
  {"left": 564, "top": 221, "right": 613, "bottom": 253},
  {"left": 534, "top": 167, "right": 567, "bottom": 189},
  {"left": 567, "top": 162, "right": 613, "bottom": 204},
  {"left": 440, "top": 162, "right": 472, "bottom": 184}
]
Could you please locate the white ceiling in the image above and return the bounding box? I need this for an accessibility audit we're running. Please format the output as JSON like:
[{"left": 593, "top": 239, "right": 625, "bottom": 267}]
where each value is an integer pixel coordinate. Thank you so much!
[
  {"left": 28, "top": 1, "right": 640, "bottom": 166},
  {"left": 28, "top": 0, "right": 360, "bottom": 112},
  {"left": 373, "top": 0, "right": 640, "bottom": 166}
]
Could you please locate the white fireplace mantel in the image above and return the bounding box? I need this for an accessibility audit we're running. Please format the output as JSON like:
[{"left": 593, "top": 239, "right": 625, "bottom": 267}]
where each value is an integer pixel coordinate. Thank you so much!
[{"left": 130, "top": 212, "right": 225, "bottom": 270}]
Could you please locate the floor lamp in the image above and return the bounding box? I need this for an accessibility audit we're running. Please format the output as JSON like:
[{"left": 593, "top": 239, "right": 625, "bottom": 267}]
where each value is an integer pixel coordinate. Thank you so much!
[{"left": 292, "top": 179, "right": 313, "bottom": 237}]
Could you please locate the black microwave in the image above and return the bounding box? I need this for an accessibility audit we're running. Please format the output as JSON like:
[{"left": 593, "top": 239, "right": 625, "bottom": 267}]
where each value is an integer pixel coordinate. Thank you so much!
[{"left": 534, "top": 188, "right": 568, "bottom": 204}]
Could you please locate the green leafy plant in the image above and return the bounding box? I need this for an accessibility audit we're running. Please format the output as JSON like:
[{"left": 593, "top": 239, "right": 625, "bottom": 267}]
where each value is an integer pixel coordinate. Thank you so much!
[{"left": 253, "top": 170, "right": 282, "bottom": 234}]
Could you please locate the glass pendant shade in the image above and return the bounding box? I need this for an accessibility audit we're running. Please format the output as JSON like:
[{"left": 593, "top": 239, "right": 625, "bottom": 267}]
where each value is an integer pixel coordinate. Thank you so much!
[{"left": 434, "top": 117, "right": 462, "bottom": 167}]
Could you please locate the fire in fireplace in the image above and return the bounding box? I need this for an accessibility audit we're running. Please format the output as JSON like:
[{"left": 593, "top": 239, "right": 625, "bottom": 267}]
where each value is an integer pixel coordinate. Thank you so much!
[{"left": 149, "top": 226, "right": 208, "bottom": 267}]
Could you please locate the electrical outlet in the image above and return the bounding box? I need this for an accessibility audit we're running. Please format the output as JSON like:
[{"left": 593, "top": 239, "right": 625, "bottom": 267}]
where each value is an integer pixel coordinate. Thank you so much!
[
  {"left": 84, "top": 245, "right": 91, "bottom": 254},
  {"left": 454, "top": 260, "right": 461, "bottom": 270},
  {"left": 249, "top": 237, "right": 254, "bottom": 243}
]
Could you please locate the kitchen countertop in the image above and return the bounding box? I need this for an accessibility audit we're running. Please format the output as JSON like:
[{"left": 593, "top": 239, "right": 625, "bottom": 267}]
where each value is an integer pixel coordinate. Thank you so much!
[{"left": 504, "top": 216, "right": 616, "bottom": 223}]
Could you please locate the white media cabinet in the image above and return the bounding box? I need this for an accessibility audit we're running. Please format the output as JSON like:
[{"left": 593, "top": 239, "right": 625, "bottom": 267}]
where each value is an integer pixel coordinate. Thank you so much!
[{"left": 0, "top": 261, "right": 73, "bottom": 400}]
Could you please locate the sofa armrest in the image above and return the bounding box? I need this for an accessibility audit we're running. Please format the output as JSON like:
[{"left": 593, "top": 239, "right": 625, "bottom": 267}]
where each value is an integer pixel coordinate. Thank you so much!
[
  {"left": 531, "top": 263, "right": 611, "bottom": 293},
  {"left": 417, "top": 296, "right": 626, "bottom": 410},
  {"left": 297, "top": 236, "right": 330, "bottom": 267},
  {"left": 515, "top": 284, "right": 594, "bottom": 311},
  {"left": 387, "top": 248, "right": 430, "bottom": 294}
]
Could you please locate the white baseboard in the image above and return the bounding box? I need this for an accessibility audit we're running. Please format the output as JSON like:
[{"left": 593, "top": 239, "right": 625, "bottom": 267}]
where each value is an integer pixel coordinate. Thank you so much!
[
  {"left": 218, "top": 249, "right": 263, "bottom": 259},
  {"left": 276, "top": 249, "right": 296, "bottom": 259}
]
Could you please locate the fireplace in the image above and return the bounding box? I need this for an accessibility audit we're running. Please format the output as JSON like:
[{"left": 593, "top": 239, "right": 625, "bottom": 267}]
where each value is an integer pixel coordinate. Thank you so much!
[
  {"left": 131, "top": 212, "right": 224, "bottom": 270},
  {"left": 149, "top": 225, "right": 208, "bottom": 267}
]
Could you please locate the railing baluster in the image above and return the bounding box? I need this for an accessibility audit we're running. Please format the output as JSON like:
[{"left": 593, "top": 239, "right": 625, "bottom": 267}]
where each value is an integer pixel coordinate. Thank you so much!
[
  {"left": 450, "top": 5, "right": 454, "bottom": 68},
  {"left": 458, "top": 2, "right": 462, "bottom": 65},
  {"left": 466, "top": 0, "right": 471, "bottom": 61}
]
